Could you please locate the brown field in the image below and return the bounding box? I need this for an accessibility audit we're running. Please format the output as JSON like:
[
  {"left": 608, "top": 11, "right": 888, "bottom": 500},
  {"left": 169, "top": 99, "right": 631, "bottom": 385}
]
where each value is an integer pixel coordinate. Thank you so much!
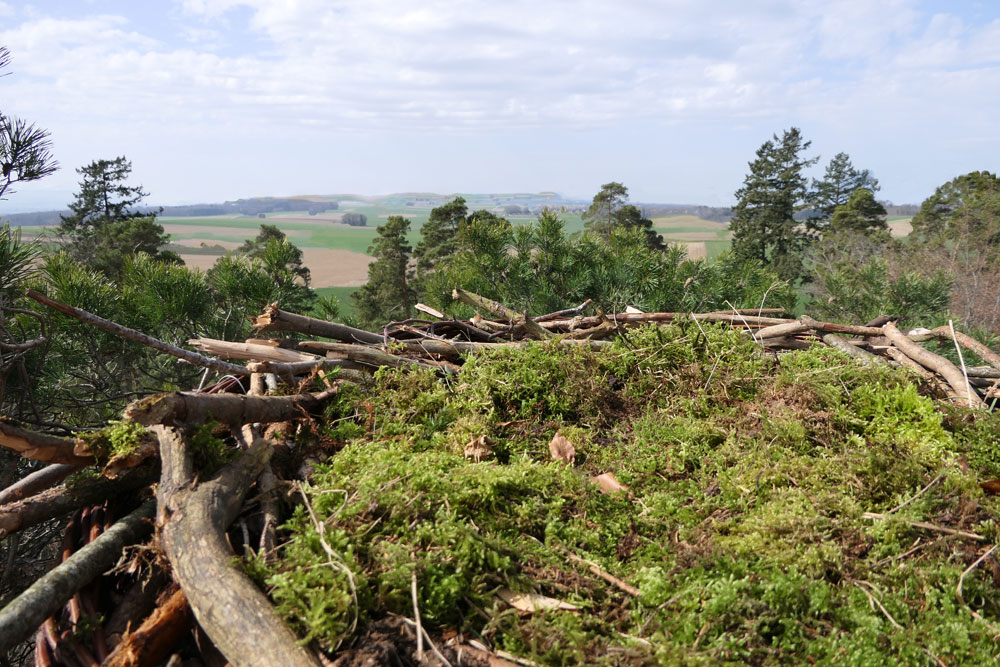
[
  {"left": 161, "top": 224, "right": 308, "bottom": 238},
  {"left": 681, "top": 241, "right": 707, "bottom": 260},
  {"left": 889, "top": 218, "right": 913, "bottom": 238},
  {"left": 178, "top": 248, "right": 372, "bottom": 288}
]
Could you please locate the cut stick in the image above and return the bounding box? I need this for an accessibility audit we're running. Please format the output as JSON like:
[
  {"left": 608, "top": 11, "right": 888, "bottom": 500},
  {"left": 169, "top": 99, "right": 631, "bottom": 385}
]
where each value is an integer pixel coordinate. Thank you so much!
[
  {"left": 414, "top": 303, "right": 445, "bottom": 319},
  {"left": 932, "top": 326, "right": 1000, "bottom": 372},
  {"left": 0, "top": 461, "right": 158, "bottom": 539},
  {"left": 452, "top": 288, "right": 554, "bottom": 339},
  {"left": 103, "top": 587, "right": 193, "bottom": 667},
  {"left": 821, "top": 334, "right": 889, "bottom": 366},
  {"left": 251, "top": 304, "right": 382, "bottom": 344},
  {"left": 25, "top": 289, "right": 248, "bottom": 377},
  {"left": 0, "top": 420, "right": 93, "bottom": 466},
  {"left": 862, "top": 512, "right": 985, "bottom": 541},
  {"left": 0, "top": 499, "right": 155, "bottom": 654},
  {"left": 155, "top": 426, "right": 320, "bottom": 667},
  {"left": 883, "top": 322, "right": 984, "bottom": 409},
  {"left": 755, "top": 321, "right": 813, "bottom": 340},
  {"left": 124, "top": 387, "right": 339, "bottom": 427},
  {"left": 298, "top": 341, "right": 459, "bottom": 374},
  {"left": 188, "top": 338, "right": 322, "bottom": 364},
  {"left": 0, "top": 463, "right": 81, "bottom": 507}
]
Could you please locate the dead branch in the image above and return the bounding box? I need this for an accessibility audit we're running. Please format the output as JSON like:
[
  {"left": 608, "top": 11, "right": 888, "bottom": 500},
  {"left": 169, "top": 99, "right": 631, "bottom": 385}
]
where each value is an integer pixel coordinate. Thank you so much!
[
  {"left": 298, "top": 341, "right": 459, "bottom": 374},
  {"left": 251, "top": 304, "right": 383, "bottom": 344},
  {"left": 932, "top": 326, "right": 1000, "bottom": 372},
  {"left": 103, "top": 587, "right": 193, "bottom": 667},
  {"left": 26, "top": 289, "right": 247, "bottom": 377},
  {"left": 0, "top": 499, "right": 155, "bottom": 654},
  {"left": 124, "top": 387, "right": 339, "bottom": 427},
  {"left": 0, "top": 461, "right": 158, "bottom": 539},
  {"left": 754, "top": 321, "right": 813, "bottom": 340},
  {"left": 188, "top": 338, "right": 323, "bottom": 364},
  {"left": 451, "top": 288, "right": 554, "bottom": 339},
  {"left": 820, "top": 334, "right": 888, "bottom": 366},
  {"left": 882, "top": 322, "right": 984, "bottom": 408},
  {"left": 0, "top": 463, "right": 81, "bottom": 507},
  {"left": 155, "top": 426, "right": 320, "bottom": 667},
  {"left": 0, "top": 420, "right": 93, "bottom": 466}
]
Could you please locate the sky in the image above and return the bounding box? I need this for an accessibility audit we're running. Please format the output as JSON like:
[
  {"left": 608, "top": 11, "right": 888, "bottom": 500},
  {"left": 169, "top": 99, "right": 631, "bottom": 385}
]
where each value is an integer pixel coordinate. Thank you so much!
[{"left": 1, "top": 0, "right": 999, "bottom": 212}]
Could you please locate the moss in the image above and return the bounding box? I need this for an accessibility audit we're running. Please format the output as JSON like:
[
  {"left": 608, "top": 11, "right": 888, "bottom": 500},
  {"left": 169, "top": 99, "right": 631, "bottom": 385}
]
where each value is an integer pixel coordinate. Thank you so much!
[
  {"left": 265, "top": 324, "right": 1000, "bottom": 664},
  {"left": 77, "top": 419, "right": 149, "bottom": 461}
]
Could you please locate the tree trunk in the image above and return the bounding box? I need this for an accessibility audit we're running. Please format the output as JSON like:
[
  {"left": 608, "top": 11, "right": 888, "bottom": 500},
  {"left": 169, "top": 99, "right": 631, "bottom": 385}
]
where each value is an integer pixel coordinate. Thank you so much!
[{"left": 124, "top": 388, "right": 339, "bottom": 427}]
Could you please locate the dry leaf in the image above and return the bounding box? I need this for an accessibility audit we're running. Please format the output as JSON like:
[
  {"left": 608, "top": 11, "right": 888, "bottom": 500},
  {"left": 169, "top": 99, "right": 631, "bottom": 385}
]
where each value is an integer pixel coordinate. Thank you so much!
[
  {"left": 590, "top": 472, "right": 628, "bottom": 494},
  {"left": 548, "top": 433, "right": 575, "bottom": 465},
  {"left": 464, "top": 435, "right": 494, "bottom": 462},
  {"left": 497, "top": 588, "right": 579, "bottom": 612},
  {"left": 980, "top": 479, "right": 1000, "bottom": 495},
  {"left": 624, "top": 306, "right": 644, "bottom": 314}
]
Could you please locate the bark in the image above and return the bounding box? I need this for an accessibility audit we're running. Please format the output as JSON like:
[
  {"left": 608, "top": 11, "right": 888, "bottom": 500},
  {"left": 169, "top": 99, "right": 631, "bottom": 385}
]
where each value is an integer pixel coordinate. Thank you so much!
[
  {"left": 883, "top": 322, "right": 984, "bottom": 408},
  {"left": 298, "top": 341, "right": 459, "bottom": 374},
  {"left": 799, "top": 315, "right": 886, "bottom": 337},
  {"left": 102, "top": 587, "right": 193, "bottom": 667},
  {"left": 0, "top": 463, "right": 81, "bottom": 507},
  {"left": 0, "top": 461, "right": 158, "bottom": 539},
  {"left": 754, "top": 321, "right": 813, "bottom": 340},
  {"left": 0, "top": 500, "right": 155, "bottom": 654},
  {"left": 380, "top": 338, "right": 611, "bottom": 359},
  {"left": 820, "top": 334, "right": 889, "bottom": 366},
  {"left": 155, "top": 426, "right": 319, "bottom": 667},
  {"left": 414, "top": 303, "right": 445, "bottom": 319},
  {"left": 451, "top": 288, "right": 554, "bottom": 339},
  {"left": 0, "top": 420, "right": 93, "bottom": 466},
  {"left": 25, "top": 289, "right": 248, "bottom": 377},
  {"left": 932, "top": 326, "right": 1000, "bottom": 372},
  {"left": 251, "top": 304, "right": 382, "bottom": 344},
  {"left": 188, "top": 338, "right": 322, "bottom": 364},
  {"left": 535, "top": 299, "right": 593, "bottom": 322},
  {"left": 124, "top": 387, "right": 339, "bottom": 427},
  {"left": 538, "top": 312, "right": 792, "bottom": 331}
]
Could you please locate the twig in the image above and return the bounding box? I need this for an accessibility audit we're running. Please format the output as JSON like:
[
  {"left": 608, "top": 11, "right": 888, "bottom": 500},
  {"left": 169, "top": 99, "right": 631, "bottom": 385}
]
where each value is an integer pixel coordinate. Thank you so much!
[
  {"left": 412, "top": 570, "right": 424, "bottom": 661},
  {"left": 887, "top": 475, "right": 942, "bottom": 515},
  {"left": 956, "top": 545, "right": 1000, "bottom": 635},
  {"left": 557, "top": 547, "right": 640, "bottom": 597},
  {"left": 852, "top": 580, "right": 902, "bottom": 630},
  {"left": 949, "top": 320, "right": 974, "bottom": 408},
  {"left": 397, "top": 616, "right": 454, "bottom": 667},
  {"left": 862, "top": 512, "right": 985, "bottom": 541}
]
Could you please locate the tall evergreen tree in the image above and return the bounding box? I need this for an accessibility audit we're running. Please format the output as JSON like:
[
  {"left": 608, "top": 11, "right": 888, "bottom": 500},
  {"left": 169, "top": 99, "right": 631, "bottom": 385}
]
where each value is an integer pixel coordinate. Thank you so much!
[
  {"left": 353, "top": 216, "right": 415, "bottom": 326},
  {"left": 730, "top": 128, "right": 818, "bottom": 281},
  {"left": 414, "top": 196, "right": 467, "bottom": 276},
  {"left": 910, "top": 171, "right": 1000, "bottom": 245},
  {"left": 583, "top": 182, "right": 664, "bottom": 250},
  {"left": 829, "top": 188, "right": 888, "bottom": 235},
  {"left": 58, "top": 157, "right": 175, "bottom": 277},
  {"left": 809, "top": 152, "right": 880, "bottom": 229}
]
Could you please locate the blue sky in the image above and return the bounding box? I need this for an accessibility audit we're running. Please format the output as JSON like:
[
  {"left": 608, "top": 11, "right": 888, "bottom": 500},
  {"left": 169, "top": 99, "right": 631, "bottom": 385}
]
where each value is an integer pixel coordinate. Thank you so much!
[{"left": 1, "top": 0, "right": 998, "bottom": 212}]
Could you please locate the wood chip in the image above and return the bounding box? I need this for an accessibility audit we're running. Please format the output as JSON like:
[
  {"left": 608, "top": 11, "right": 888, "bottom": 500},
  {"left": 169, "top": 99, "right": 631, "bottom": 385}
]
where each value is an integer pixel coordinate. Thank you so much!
[{"left": 497, "top": 589, "right": 578, "bottom": 612}]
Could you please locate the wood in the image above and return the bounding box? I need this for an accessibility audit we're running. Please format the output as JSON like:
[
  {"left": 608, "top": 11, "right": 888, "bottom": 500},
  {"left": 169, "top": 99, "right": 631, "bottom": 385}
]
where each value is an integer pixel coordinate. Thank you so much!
[
  {"left": 0, "top": 420, "right": 93, "bottom": 465},
  {"left": 0, "top": 463, "right": 81, "bottom": 507},
  {"left": 0, "top": 461, "right": 158, "bottom": 539},
  {"left": 188, "top": 338, "right": 322, "bottom": 364},
  {"left": 251, "top": 304, "right": 382, "bottom": 344},
  {"left": 800, "top": 315, "right": 885, "bottom": 337},
  {"left": 102, "top": 587, "right": 193, "bottom": 667},
  {"left": 882, "top": 322, "right": 984, "bottom": 409},
  {"left": 298, "top": 341, "right": 459, "bottom": 374},
  {"left": 933, "top": 326, "right": 1000, "bottom": 372},
  {"left": 124, "top": 387, "right": 339, "bottom": 427},
  {"left": 414, "top": 303, "right": 445, "bottom": 319},
  {"left": 0, "top": 499, "right": 155, "bottom": 654},
  {"left": 754, "top": 321, "right": 812, "bottom": 340},
  {"left": 452, "top": 288, "right": 554, "bottom": 339},
  {"left": 821, "top": 334, "right": 888, "bottom": 366},
  {"left": 25, "top": 289, "right": 248, "bottom": 377},
  {"left": 155, "top": 426, "right": 320, "bottom": 667}
]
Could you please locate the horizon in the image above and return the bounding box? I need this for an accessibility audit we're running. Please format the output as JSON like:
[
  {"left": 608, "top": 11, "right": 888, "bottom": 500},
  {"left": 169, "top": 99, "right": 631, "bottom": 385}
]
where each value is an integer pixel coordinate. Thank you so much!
[{"left": 1, "top": 1, "right": 998, "bottom": 213}]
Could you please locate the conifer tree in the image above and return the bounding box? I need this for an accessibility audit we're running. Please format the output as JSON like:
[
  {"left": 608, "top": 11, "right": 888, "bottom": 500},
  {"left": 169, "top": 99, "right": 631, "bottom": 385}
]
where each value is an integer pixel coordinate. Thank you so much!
[
  {"left": 414, "top": 197, "right": 467, "bottom": 276},
  {"left": 353, "top": 216, "right": 415, "bottom": 326},
  {"left": 809, "top": 152, "right": 880, "bottom": 230}
]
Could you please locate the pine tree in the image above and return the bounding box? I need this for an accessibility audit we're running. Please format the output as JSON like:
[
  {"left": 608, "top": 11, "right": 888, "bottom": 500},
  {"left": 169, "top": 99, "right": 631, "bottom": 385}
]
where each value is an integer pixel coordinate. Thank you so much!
[
  {"left": 413, "top": 197, "right": 467, "bottom": 276},
  {"left": 353, "top": 216, "right": 415, "bottom": 326},
  {"left": 829, "top": 188, "right": 888, "bottom": 235},
  {"left": 810, "top": 152, "right": 880, "bottom": 229},
  {"left": 730, "top": 128, "right": 818, "bottom": 281}
]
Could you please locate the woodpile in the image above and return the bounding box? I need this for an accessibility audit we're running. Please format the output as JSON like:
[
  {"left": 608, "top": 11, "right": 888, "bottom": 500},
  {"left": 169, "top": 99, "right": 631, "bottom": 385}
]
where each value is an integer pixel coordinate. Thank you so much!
[{"left": 0, "top": 287, "right": 998, "bottom": 665}]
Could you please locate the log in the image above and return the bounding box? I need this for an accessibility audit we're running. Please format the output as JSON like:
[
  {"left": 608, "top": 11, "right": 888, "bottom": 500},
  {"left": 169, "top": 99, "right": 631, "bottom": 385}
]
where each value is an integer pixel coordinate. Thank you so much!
[
  {"left": 754, "top": 321, "right": 813, "bottom": 340},
  {"left": 883, "top": 322, "right": 984, "bottom": 409},
  {"left": 452, "top": 288, "right": 554, "bottom": 339},
  {"left": 0, "top": 463, "right": 81, "bottom": 507},
  {"left": 25, "top": 289, "right": 248, "bottom": 377},
  {"left": 0, "top": 499, "right": 155, "bottom": 654},
  {"left": 188, "top": 338, "right": 322, "bottom": 364},
  {"left": 0, "top": 461, "right": 158, "bottom": 539},
  {"left": 298, "top": 341, "right": 459, "bottom": 374},
  {"left": 102, "top": 587, "right": 193, "bottom": 667},
  {"left": 0, "top": 420, "right": 93, "bottom": 466},
  {"left": 800, "top": 315, "right": 885, "bottom": 337},
  {"left": 933, "top": 326, "right": 1000, "bottom": 372},
  {"left": 155, "top": 426, "right": 320, "bottom": 667},
  {"left": 251, "top": 304, "right": 382, "bottom": 345},
  {"left": 124, "top": 387, "right": 339, "bottom": 427},
  {"left": 821, "top": 334, "right": 889, "bottom": 366}
]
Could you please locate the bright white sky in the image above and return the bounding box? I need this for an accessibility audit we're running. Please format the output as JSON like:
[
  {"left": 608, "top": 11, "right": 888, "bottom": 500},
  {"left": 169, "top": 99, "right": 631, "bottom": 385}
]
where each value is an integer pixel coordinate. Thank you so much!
[{"left": 1, "top": 0, "right": 998, "bottom": 211}]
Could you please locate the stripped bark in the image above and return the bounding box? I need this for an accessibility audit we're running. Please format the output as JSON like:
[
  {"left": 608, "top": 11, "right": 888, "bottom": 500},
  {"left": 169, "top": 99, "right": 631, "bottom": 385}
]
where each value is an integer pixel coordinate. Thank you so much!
[
  {"left": 102, "top": 587, "right": 193, "bottom": 667},
  {"left": 0, "top": 499, "right": 155, "bottom": 654},
  {"left": 0, "top": 463, "right": 80, "bottom": 507},
  {"left": 124, "top": 387, "right": 339, "bottom": 427},
  {"left": 188, "top": 338, "right": 322, "bottom": 364},
  {"left": 0, "top": 420, "right": 93, "bottom": 466},
  {"left": 298, "top": 341, "right": 459, "bottom": 374},
  {"left": 251, "top": 304, "right": 382, "bottom": 344},
  {"left": 155, "top": 426, "right": 320, "bottom": 667},
  {"left": 452, "top": 288, "right": 554, "bottom": 339},
  {"left": 754, "top": 321, "right": 813, "bottom": 340},
  {"left": 25, "top": 289, "right": 248, "bottom": 377},
  {"left": 883, "top": 322, "right": 984, "bottom": 408},
  {"left": 0, "top": 461, "right": 158, "bottom": 539}
]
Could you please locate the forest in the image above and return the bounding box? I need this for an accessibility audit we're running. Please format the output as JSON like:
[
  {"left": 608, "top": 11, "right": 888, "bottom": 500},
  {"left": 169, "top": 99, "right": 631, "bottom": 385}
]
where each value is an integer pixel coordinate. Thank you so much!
[{"left": 2, "top": 42, "right": 1000, "bottom": 666}]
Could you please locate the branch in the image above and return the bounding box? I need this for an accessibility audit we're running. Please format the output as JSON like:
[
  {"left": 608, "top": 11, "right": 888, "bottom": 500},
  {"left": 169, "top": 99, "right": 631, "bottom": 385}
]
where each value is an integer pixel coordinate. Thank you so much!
[
  {"left": 124, "top": 387, "right": 339, "bottom": 427},
  {"left": 0, "top": 499, "right": 155, "bottom": 654},
  {"left": 251, "top": 304, "right": 382, "bottom": 344},
  {"left": 0, "top": 419, "right": 93, "bottom": 465},
  {"left": 882, "top": 322, "right": 984, "bottom": 409},
  {"left": 155, "top": 426, "right": 320, "bottom": 667},
  {"left": 103, "top": 587, "right": 193, "bottom": 667},
  {"left": 451, "top": 288, "right": 554, "bottom": 339},
  {"left": 25, "top": 289, "right": 248, "bottom": 377},
  {"left": 298, "top": 341, "right": 459, "bottom": 374},
  {"left": 0, "top": 463, "right": 80, "bottom": 507}
]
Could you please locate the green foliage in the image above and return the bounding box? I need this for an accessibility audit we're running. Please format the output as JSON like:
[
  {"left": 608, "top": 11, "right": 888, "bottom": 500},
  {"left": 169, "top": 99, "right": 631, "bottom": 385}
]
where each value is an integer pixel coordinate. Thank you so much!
[
  {"left": 809, "top": 151, "right": 880, "bottom": 227},
  {"left": 911, "top": 171, "right": 1000, "bottom": 245},
  {"left": 830, "top": 187, "right": 888, "bottom": 234},
  {"left": 232, "top": 224, "right": 314, "bottom": 312},
  {"left": 730, "top": 127, "right": 818, "bottom": 281},
  {"left": 266, "top": 329, "right": 1000, "bottom": 663},
  {"left": 0, "top": 46, "right": 58, "bottom": 200},
  {"left": 77, "top": 419, "right": 148, "bottom": 460},
  {"left": 413, "top": 196, "right": 467, "bottom": 276},
  {"left": 352, "top": 215, "right": 415, "bottom": 328},
  {"left": 583, "top": 182, "right": 664, "bottom": 250}
]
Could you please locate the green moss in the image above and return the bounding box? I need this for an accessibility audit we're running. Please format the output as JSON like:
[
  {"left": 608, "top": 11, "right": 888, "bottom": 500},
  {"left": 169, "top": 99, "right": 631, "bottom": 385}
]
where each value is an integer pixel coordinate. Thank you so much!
[
  {"left": 77, "top": 419, "right": 149, "bottom": 461},
  {"left": 264, "top": 324, "right": 1000, "bottom": 664}
]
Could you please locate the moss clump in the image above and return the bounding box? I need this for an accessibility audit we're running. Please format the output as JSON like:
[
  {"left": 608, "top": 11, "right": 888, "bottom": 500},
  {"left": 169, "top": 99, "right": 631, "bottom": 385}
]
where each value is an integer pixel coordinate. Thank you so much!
[
  {"left": 266, "top": 324, "right": 1000, "bottom": 664},
  {"left": 77, "top": 419, "right": 150, "bottom": 461}
]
